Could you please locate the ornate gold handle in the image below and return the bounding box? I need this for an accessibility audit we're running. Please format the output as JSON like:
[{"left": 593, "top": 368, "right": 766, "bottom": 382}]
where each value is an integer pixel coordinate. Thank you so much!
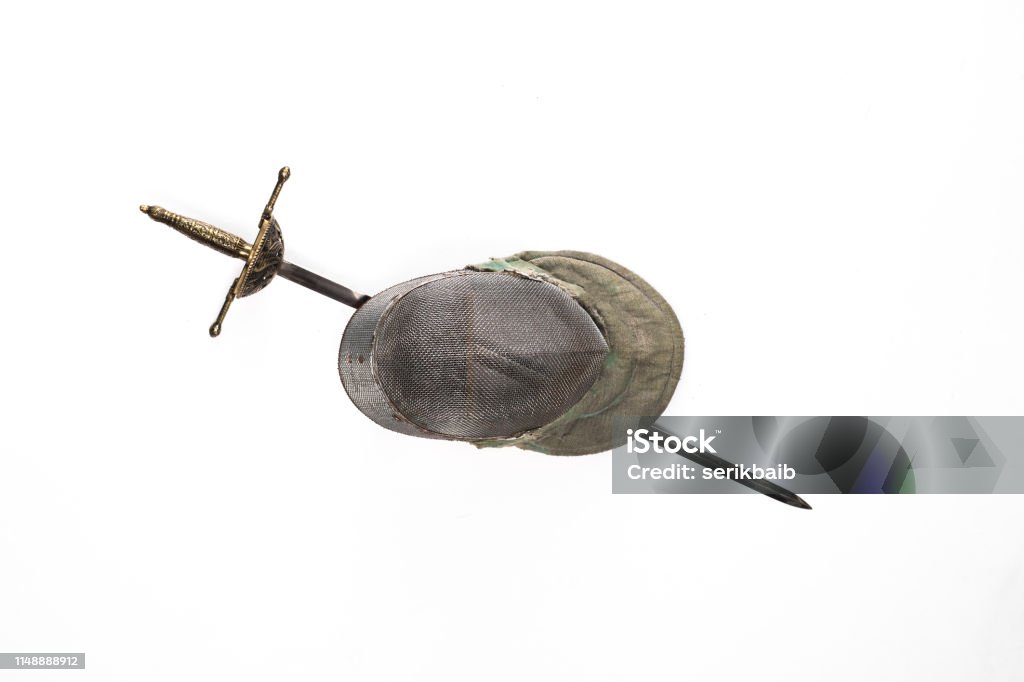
[{"left": 139, "top": 204, "right": 252, "bottom": 260}]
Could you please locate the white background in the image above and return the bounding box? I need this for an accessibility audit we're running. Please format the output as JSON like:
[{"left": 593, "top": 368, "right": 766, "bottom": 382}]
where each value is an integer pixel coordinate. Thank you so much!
[{"left": 2, "top": 1, "right": 1024, "bottom": 680}]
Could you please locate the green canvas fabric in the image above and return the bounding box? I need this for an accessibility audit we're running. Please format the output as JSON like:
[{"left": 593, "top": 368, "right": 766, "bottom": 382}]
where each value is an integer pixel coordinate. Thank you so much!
[{"left": 468, "top": 251, "right": 684, "bottom": 455}]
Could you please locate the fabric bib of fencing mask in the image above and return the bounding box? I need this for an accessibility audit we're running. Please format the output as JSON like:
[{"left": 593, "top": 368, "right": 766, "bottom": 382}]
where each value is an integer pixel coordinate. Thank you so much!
[{"left": 338, "top": 250, "right": 684, "bottom": 455}]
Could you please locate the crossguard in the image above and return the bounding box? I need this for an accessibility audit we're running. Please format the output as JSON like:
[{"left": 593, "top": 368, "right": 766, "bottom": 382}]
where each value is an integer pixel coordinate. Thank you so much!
[{"left": 208, "top": 167, "right": 291, "bottom": 336}]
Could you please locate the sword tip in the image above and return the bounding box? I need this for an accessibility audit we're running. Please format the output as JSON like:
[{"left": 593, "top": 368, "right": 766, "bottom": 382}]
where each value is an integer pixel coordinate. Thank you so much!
[{"left": 783, "top": 494, "right": 812, "bottom": 510}]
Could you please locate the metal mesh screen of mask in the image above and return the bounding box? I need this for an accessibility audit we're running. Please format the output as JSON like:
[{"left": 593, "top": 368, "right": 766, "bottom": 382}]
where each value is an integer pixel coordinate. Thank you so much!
[{"left": 339, "top": 270, "right": 609, "bottom": 441}]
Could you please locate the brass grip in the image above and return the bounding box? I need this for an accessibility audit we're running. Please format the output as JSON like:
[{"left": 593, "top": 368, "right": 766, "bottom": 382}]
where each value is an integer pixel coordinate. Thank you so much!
[{"left": 139, "top": 205, "right": 251, "bottom": 260}]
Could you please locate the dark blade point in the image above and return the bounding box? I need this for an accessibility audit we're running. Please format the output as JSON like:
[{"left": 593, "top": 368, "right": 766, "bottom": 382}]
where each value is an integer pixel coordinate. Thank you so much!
[{"left": 652, "top": 421, "right": 813, "bottom": 510}]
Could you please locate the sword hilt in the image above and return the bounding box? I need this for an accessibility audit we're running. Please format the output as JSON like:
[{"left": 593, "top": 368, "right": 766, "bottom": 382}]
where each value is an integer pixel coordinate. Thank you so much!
[{"left": 140, "top": 166, "right": 368, "bottom": 338}]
